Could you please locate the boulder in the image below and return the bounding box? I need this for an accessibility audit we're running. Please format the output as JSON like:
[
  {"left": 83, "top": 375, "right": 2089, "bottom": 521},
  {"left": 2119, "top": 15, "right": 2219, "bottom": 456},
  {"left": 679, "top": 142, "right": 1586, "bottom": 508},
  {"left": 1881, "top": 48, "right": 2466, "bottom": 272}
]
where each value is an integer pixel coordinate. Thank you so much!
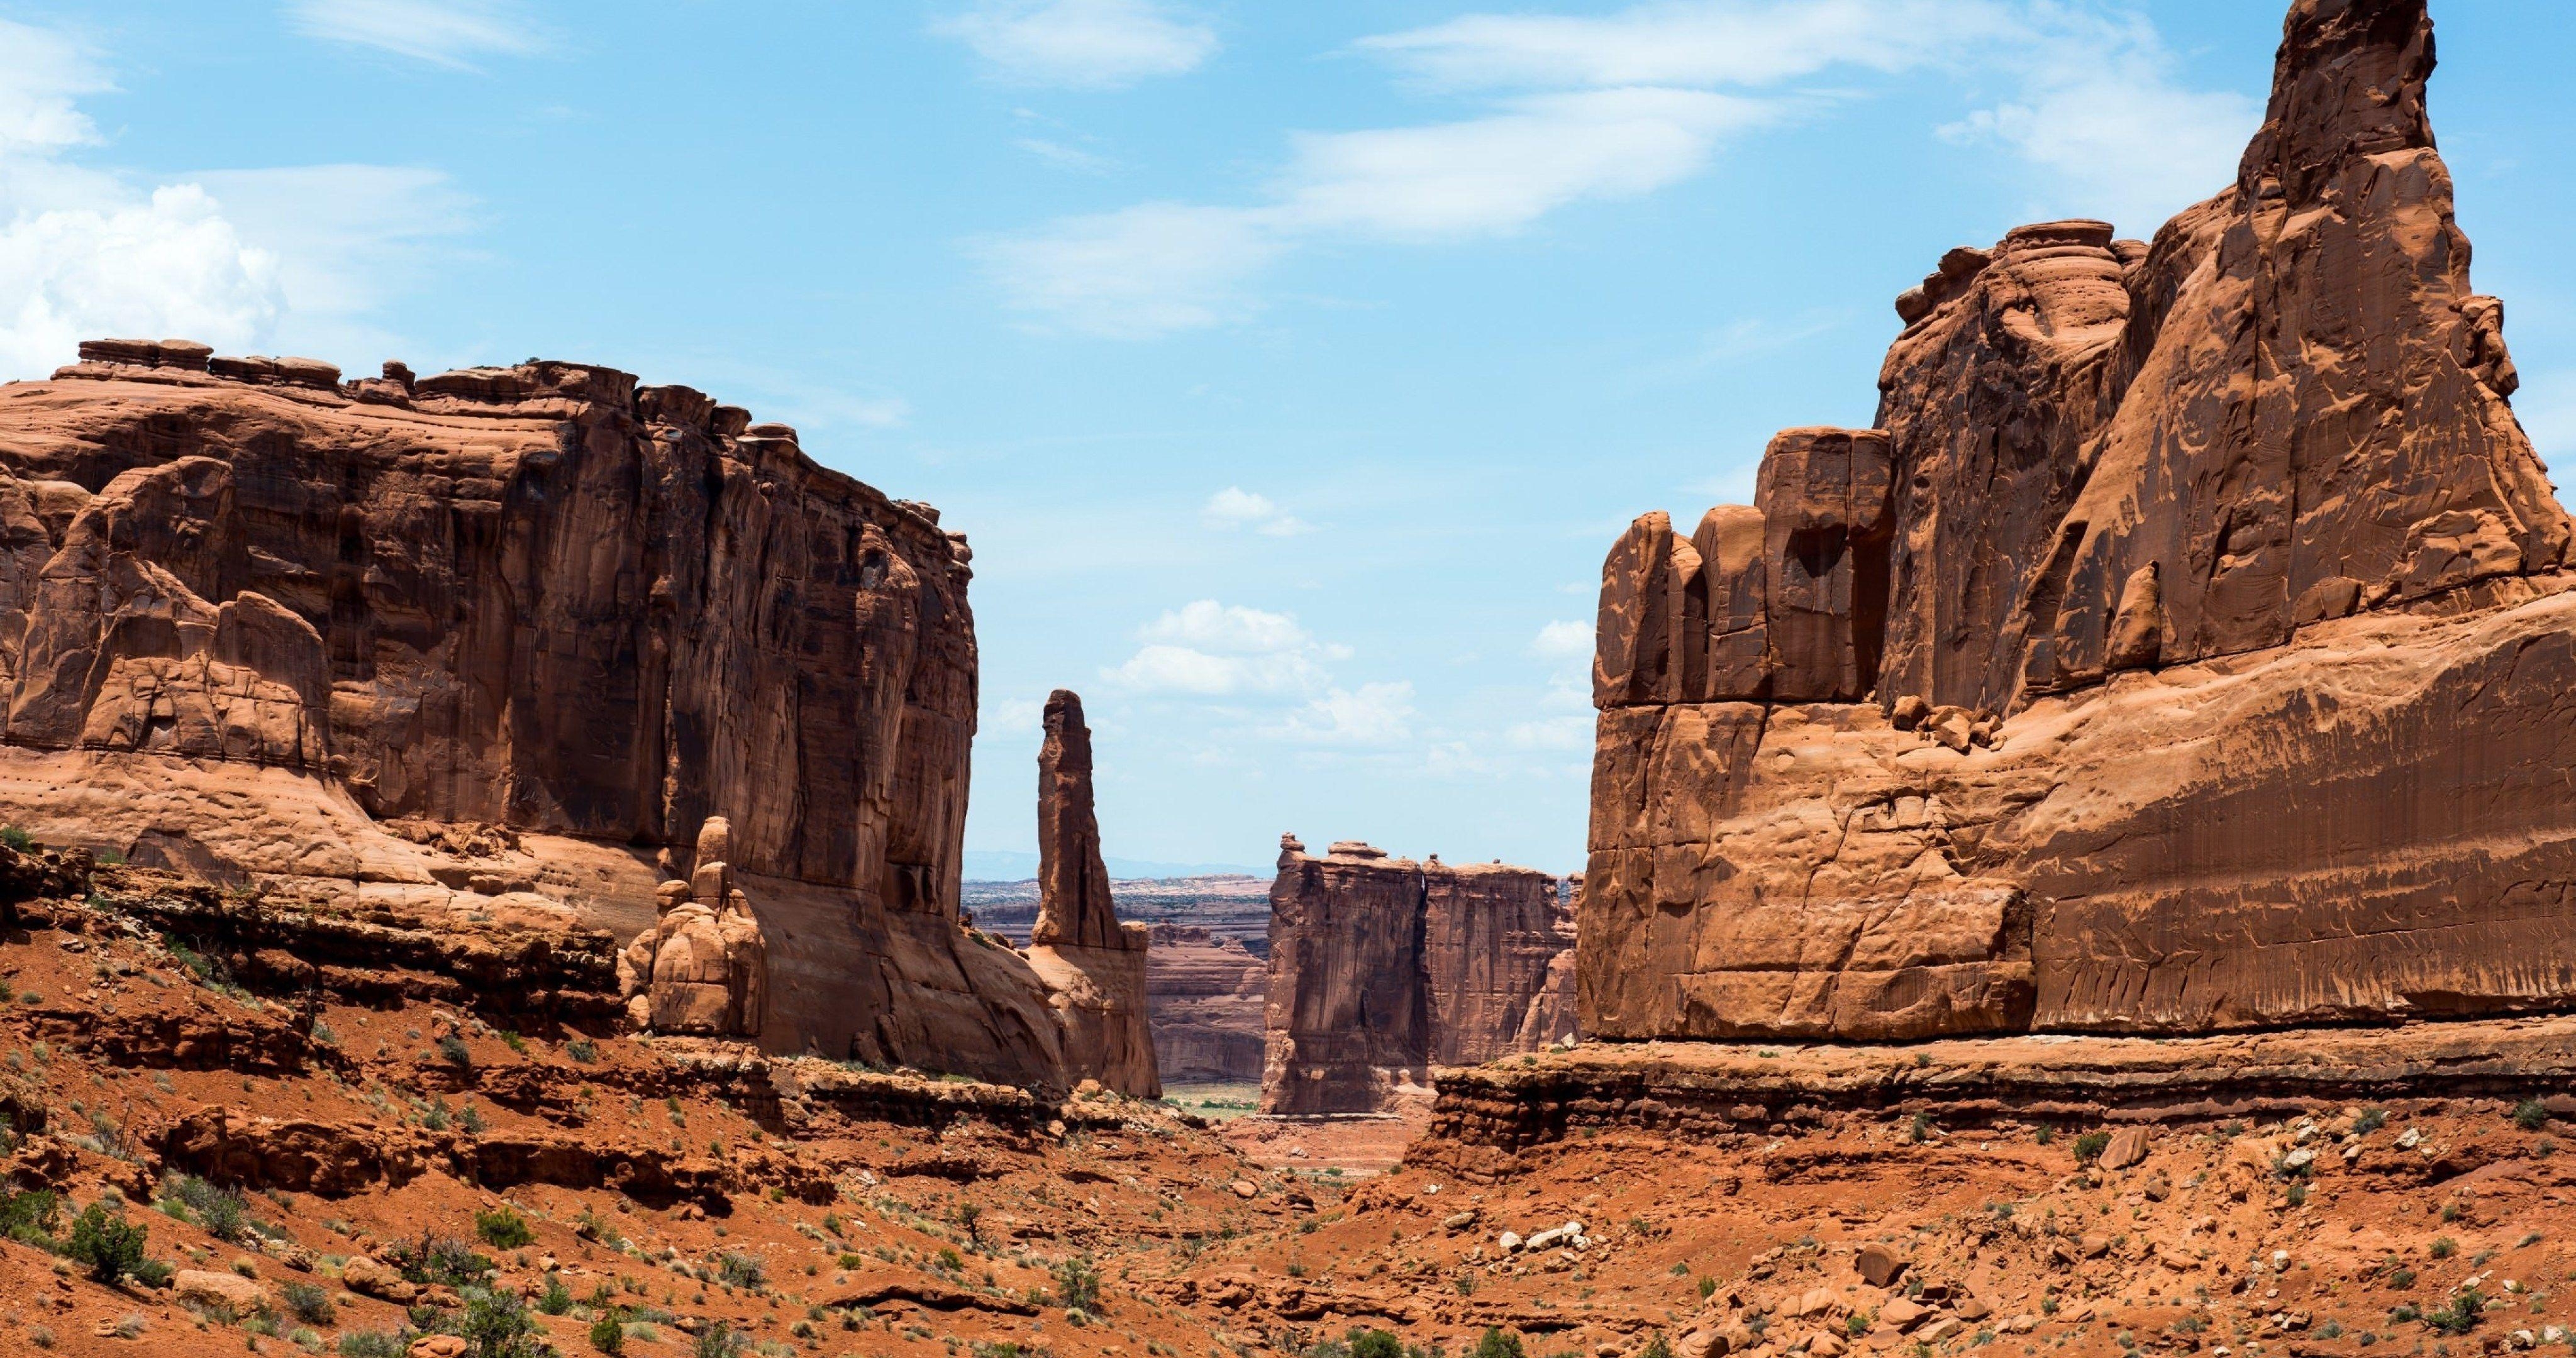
[{"left": 174, "top": 1268, "right": 270, "bottom": 1314}]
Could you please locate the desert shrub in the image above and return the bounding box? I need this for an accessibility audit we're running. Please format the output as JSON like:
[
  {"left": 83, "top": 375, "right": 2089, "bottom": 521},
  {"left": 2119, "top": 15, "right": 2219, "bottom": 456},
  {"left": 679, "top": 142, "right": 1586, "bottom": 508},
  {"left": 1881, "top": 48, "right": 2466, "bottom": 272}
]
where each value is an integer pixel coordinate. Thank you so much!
[
  {"left": 170, "top": 1176, "right": 252, "bottom": 1242},
  {"left": 475, "top": 1206, "right": 533, "bottom": 1250},
  {"left": 460, "top": 1288, "right": 547, "bottom": 1358},
  {"left": 438, "top": 1034, "right": 471, "bottom": 1066},
  {"left": 0, "top": 827, "right": 30, "bottom": 851},
  {"left": 1053, "top": 1256, "right": 1102, "bottom": 1312},
  {"left": 0, "top": 1186, "right": 60, "bottom": 1246},
  {"left": 692, "top": 1322, "right": 745, "bottom": 1358},
  {"left": 1472, "top": 1328, "right": 1526, "bottom": 1358},
  {"left": 2073, "top": 1131, "right": 2113, "bottom": 1165},
  {"left": 2424, "top": 1289, "right": 2484, "bottom": 1335},
  {"left": 66, "top": 1203, "right": 148, "bottom": 1284},
  {"left": 280, "top": 1279, "right": 335, "bottom": 1325},
  {"left": 537, "top": 1274, "right": 573, "bottom": 1315},
  {"left": 389, "top": 1232, "right": 495, "bottom": 1287},
  {"left": 566, "top": 1038, "right": 598, "bottom": 1064},
  {"left": 589, "top": 1312, "right": 626, "bottom": 1354},
  {"left": 714, "top": 1250, "right": 765, "bottom": 1289},
  {"left": 2514, "top": 1100, "right": 2551, "bottom": 1132}
]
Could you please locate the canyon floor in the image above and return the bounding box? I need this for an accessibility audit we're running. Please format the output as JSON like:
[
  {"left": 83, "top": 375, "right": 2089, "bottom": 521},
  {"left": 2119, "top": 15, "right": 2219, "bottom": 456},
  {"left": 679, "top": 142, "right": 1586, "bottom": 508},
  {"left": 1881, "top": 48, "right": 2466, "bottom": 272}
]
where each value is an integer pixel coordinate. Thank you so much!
[{"left": 4, "top": 893, "right": 2570, "bottom": 1358}]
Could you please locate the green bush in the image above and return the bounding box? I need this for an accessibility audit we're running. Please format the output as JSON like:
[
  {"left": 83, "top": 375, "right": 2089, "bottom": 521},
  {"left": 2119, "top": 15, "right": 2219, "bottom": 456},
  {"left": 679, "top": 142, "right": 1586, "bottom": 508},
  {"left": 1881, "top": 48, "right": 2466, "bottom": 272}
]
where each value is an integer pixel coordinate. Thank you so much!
[
  {"left": 565, "top": 1038, "right": 597, "bottom": 1064},
  {"left": 2073, "top": 1130, "right": 2113, "bottom": 1164},
  {"left": 713, "top": 1250, "right": 765, "bottom": 1289},
  {"left": 691, "top": 1322, "right": 744, "bottom": 1358},
  {"left": 66, "top": 1203, "right": 148, "bottom": 1284},
  {"left": 2424, "top": 1289, "right": 2484, "bottom": 1335},
  {"left": 1347, "top": 1330, "right": 1404, "bottom": 1358},
  {"left": 474, "top": 1206, "right": 533, "bottom": 1250},
  {"left": 460, "top": 1288, "right": 547, "bottom": 1358},
  {"left": 438, "top": 1034, "right": 472, "bottom": 1067},
  {"left": 1471, "top": 1328, "right": 1525, "bottom": 1358},
  {"left": 169, "top": 1176, "right": 252, "bottom": 1243},
  {"left": 588, "top": 1312, "right": 626, "bottom": 1354},
  {"left": 1052, "top": 1256, "right": 1101, "bottom": 1313},
  {"left": 0, "top": 1186, "right": 60, "bottom": 1246},
  {"left": 280, "top": 1280, "right": 335, "bottom": 1325},
  {"left": 1638, "top": 1339, "right": 1674, "bottom": 1358},
  {"left": 389, "top": 1232, "right": 494, "bottom": 1287},
  {"left": 536, "top": 1274, "right": 572, "bottom": 1315},
  {"left": 336, "top": 1335, "right": 406, "bottom": 1358},
  {"left": 2514, "top": 1100, "right": 2551, "bottom": 1132},
  {"left": 0, "top": 827, "right": 30, "bottom": 852}
]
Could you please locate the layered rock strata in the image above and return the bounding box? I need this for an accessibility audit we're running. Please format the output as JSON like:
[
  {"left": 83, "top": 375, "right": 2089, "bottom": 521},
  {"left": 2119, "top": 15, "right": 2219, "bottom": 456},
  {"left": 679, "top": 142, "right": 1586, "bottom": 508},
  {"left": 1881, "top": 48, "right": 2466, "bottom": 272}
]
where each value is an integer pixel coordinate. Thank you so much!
[
  {"left": 1019, "top": 690, "right": 1160, "bottom": 1098},
  {"left": 1262, "top": 837, "right": 1575, "bottom": 1115},
  {"left": 1145, "top": 924, "right": 1266, "bottom": 1084},
  {"left": 0, "top": 347, "right": 1076, "bottom": 1090},
  {"left": 1585, "top": 0, "right": 2576, "bottom": 1044}
]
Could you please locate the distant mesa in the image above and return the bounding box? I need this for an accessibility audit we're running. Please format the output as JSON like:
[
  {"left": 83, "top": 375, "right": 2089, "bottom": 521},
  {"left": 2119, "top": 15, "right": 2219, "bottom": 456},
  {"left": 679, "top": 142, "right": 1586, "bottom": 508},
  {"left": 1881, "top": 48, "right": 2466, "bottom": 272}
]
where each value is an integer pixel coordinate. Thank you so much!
[
  {"left": 1584, "top": 0, "right": 2576, "bottom": 1044},
  {"left": 1262, "top": 834, "right": 1575, "bottom": 1116}
]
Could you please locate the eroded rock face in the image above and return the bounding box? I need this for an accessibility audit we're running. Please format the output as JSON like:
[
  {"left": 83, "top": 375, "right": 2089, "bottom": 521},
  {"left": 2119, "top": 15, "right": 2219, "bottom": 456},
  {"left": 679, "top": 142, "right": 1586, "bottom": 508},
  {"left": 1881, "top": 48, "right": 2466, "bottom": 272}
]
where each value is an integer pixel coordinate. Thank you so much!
[
  {"left": 1145, "top": 924, "right": 1265, "bottom": 1083},
  {"left": 1584, "top": 0, "right": 2576, "bottom": 1043},
  {"left": 0, "top": 349, "right": 1081, "bottom": 1091},
  {"left": 1022, "top": 690, "right": 1159, "bottom": 1098},
  {"left": 1262, "top": 837, "right": 1574, "bottom": 1114},
  {"left": 619, "top": 816, "right": 769, "bottom": 1038}
]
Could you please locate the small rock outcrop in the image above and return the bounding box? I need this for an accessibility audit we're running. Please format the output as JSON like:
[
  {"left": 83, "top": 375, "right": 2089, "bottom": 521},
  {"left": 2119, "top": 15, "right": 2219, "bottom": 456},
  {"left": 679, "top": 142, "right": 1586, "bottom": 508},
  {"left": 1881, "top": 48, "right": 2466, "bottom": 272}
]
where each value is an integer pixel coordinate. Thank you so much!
[
  {"left": 1584, "top": 0, "right": 2576, "bottom": 1044},
  {"left": 1019, "top": 690, "right": 1160, "bottom": 1098},
  {"left": 1262, "top": 836, "right": 1574, "bottom": 1115},
  {"left": 619, "top": 815, "right": 769, "bottom": 1037}
]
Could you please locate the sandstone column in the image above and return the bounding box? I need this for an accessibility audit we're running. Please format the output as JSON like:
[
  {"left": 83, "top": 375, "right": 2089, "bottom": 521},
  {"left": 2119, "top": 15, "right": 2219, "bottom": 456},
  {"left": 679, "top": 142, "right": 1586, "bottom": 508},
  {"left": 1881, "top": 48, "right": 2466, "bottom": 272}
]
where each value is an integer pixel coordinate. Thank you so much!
[{"left": 1021, "top": 690, "right": 1161, "bottom": 1098}]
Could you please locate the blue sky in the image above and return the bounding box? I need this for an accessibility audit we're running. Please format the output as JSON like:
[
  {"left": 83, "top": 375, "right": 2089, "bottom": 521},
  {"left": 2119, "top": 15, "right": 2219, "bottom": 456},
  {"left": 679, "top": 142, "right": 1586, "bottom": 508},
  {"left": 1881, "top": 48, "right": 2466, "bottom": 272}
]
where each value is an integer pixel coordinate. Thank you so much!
[{"left": 4, "top": 0, "right": 2573, "bottom": 876}]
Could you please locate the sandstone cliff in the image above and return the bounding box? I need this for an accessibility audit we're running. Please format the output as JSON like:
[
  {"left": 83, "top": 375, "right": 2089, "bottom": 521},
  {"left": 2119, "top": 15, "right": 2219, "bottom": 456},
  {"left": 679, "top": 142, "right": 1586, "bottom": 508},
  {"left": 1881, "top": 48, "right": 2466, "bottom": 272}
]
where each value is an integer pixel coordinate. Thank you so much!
[
  {"left": 1144, "top": 923, "right": 1266, "bottom": 1084},
  {"left": 1021, "top": 690, "right": 1160, "bottom": 1098},
  {"left": 1263, "top": 836, "right": 1574, "bottom": 1115},
  {"left": 1585, "top": 0, "right": 2576, "bottom": 1043},
  {"left": 0, "top": 345, "right": 1077, "bottom": 1089}
]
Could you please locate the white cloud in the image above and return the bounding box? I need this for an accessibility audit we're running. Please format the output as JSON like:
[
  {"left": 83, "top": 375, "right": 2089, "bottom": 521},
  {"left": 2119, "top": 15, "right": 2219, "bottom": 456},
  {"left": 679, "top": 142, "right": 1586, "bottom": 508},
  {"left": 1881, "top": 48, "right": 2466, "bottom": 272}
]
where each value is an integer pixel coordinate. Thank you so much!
[
  {"left": 975, "top": 202, "right": 1282, "bottom": 338},
  {"left": 1109, "top": 600, "right": 1345, "bottom": 696},
  {"left": 1505, "top": 714, "right": 1593, "bottom": 750},
  {"left": 1937, "top": 10, "right": 2258, "bottom": 233},
  {"left": 0, "top": 188, "right": 282, "bottom": 379},
  {"left": 1140, "top": 599, "right": 1316, "bottom": 654},
  {"left": 980, "top": 0, "right": 2256, "bottom": 336},
  {"left": 284, "top": 0, "right": 548, "bottom": 69},
  {"left": 936, "top": 0, "right": 1218, "bottom": 90},
  {"left": 1015, "top": 137, "right": 1116, "bottom": 174},
  {"left": 1277, "top": 88, "right": 1772, "bottom": 241},
  {"left": 1202, "top": 487, "right": 1312, "bottom": 537},
  {"left": 1530, "top": 620, "right": 1592, "bottom": 663},
  {"left": 1277, "top": 682, "right": 1417, "bottom": 747},
  {"left": 1356, "top": 0, "right": 1999, "bottom": 91},
  {"left": 0, "top": 18, "right": 477, "bottom": 381}
]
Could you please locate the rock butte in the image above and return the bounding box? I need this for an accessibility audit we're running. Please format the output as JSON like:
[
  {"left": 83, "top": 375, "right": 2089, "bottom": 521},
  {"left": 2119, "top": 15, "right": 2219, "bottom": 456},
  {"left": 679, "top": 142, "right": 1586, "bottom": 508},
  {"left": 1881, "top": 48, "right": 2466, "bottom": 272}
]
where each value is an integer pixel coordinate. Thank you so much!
[
  {"left": 1263, "top": 836, "right": 1576, "bottom": 1115},
  {"left": 0, "top": 346, "right": 1111, "bottom": 1093},
  {"left": 1585, "top": 0, "right": 2576, "bottom": 1043}
]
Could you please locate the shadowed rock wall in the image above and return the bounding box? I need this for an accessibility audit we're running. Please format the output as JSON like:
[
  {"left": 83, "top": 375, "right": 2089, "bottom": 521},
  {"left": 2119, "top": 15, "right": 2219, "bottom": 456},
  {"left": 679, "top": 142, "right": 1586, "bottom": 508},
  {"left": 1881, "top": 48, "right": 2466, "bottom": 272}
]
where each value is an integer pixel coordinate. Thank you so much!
[
  {"left": 1262, "top": 836, "right": 1574, "bottom": 1114},
  {"left": 1584, "top": 0, "right": 2576, "bottom": 1044}
]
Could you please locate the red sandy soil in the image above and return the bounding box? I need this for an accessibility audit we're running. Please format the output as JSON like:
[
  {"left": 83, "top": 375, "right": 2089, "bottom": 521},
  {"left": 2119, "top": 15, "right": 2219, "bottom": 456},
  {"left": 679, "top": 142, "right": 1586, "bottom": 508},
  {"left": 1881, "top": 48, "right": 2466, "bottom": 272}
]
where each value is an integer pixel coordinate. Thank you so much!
[{"left": 6, "top": 899, "right": 2572, "bottom": 1358}]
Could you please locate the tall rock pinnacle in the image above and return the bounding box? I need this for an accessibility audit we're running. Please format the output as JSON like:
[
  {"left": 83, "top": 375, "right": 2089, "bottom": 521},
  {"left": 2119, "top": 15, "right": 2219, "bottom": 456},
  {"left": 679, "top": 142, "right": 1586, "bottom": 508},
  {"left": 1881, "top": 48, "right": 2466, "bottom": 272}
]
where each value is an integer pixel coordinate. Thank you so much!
[{"left": 1033, "top": 688, "right": 1121, "bottom": 951}]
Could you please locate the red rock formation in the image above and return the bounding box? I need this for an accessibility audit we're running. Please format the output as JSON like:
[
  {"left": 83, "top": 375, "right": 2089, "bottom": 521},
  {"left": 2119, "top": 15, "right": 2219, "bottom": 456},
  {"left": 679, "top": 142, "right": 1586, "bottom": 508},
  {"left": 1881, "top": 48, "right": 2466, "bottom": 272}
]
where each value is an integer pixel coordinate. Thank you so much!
[
  {"left": 0, "top": 348, "right": 1083, "bottom": 1090},
  {"left": 619, "top": 815, "right": 769, "bottom": 1038},
  {"left": 1262, "top": 836, "right": 1574, "bottom": 1115},
  {"left": 1144, "top": 924, "right": 1265, "bottom": 1084},
  {"left": 1021, "top": 690, "right": 1159, "bottom": 1098},
  {"left": 1584, "top": 0, "right": 2576, "bottom": 1044}
]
